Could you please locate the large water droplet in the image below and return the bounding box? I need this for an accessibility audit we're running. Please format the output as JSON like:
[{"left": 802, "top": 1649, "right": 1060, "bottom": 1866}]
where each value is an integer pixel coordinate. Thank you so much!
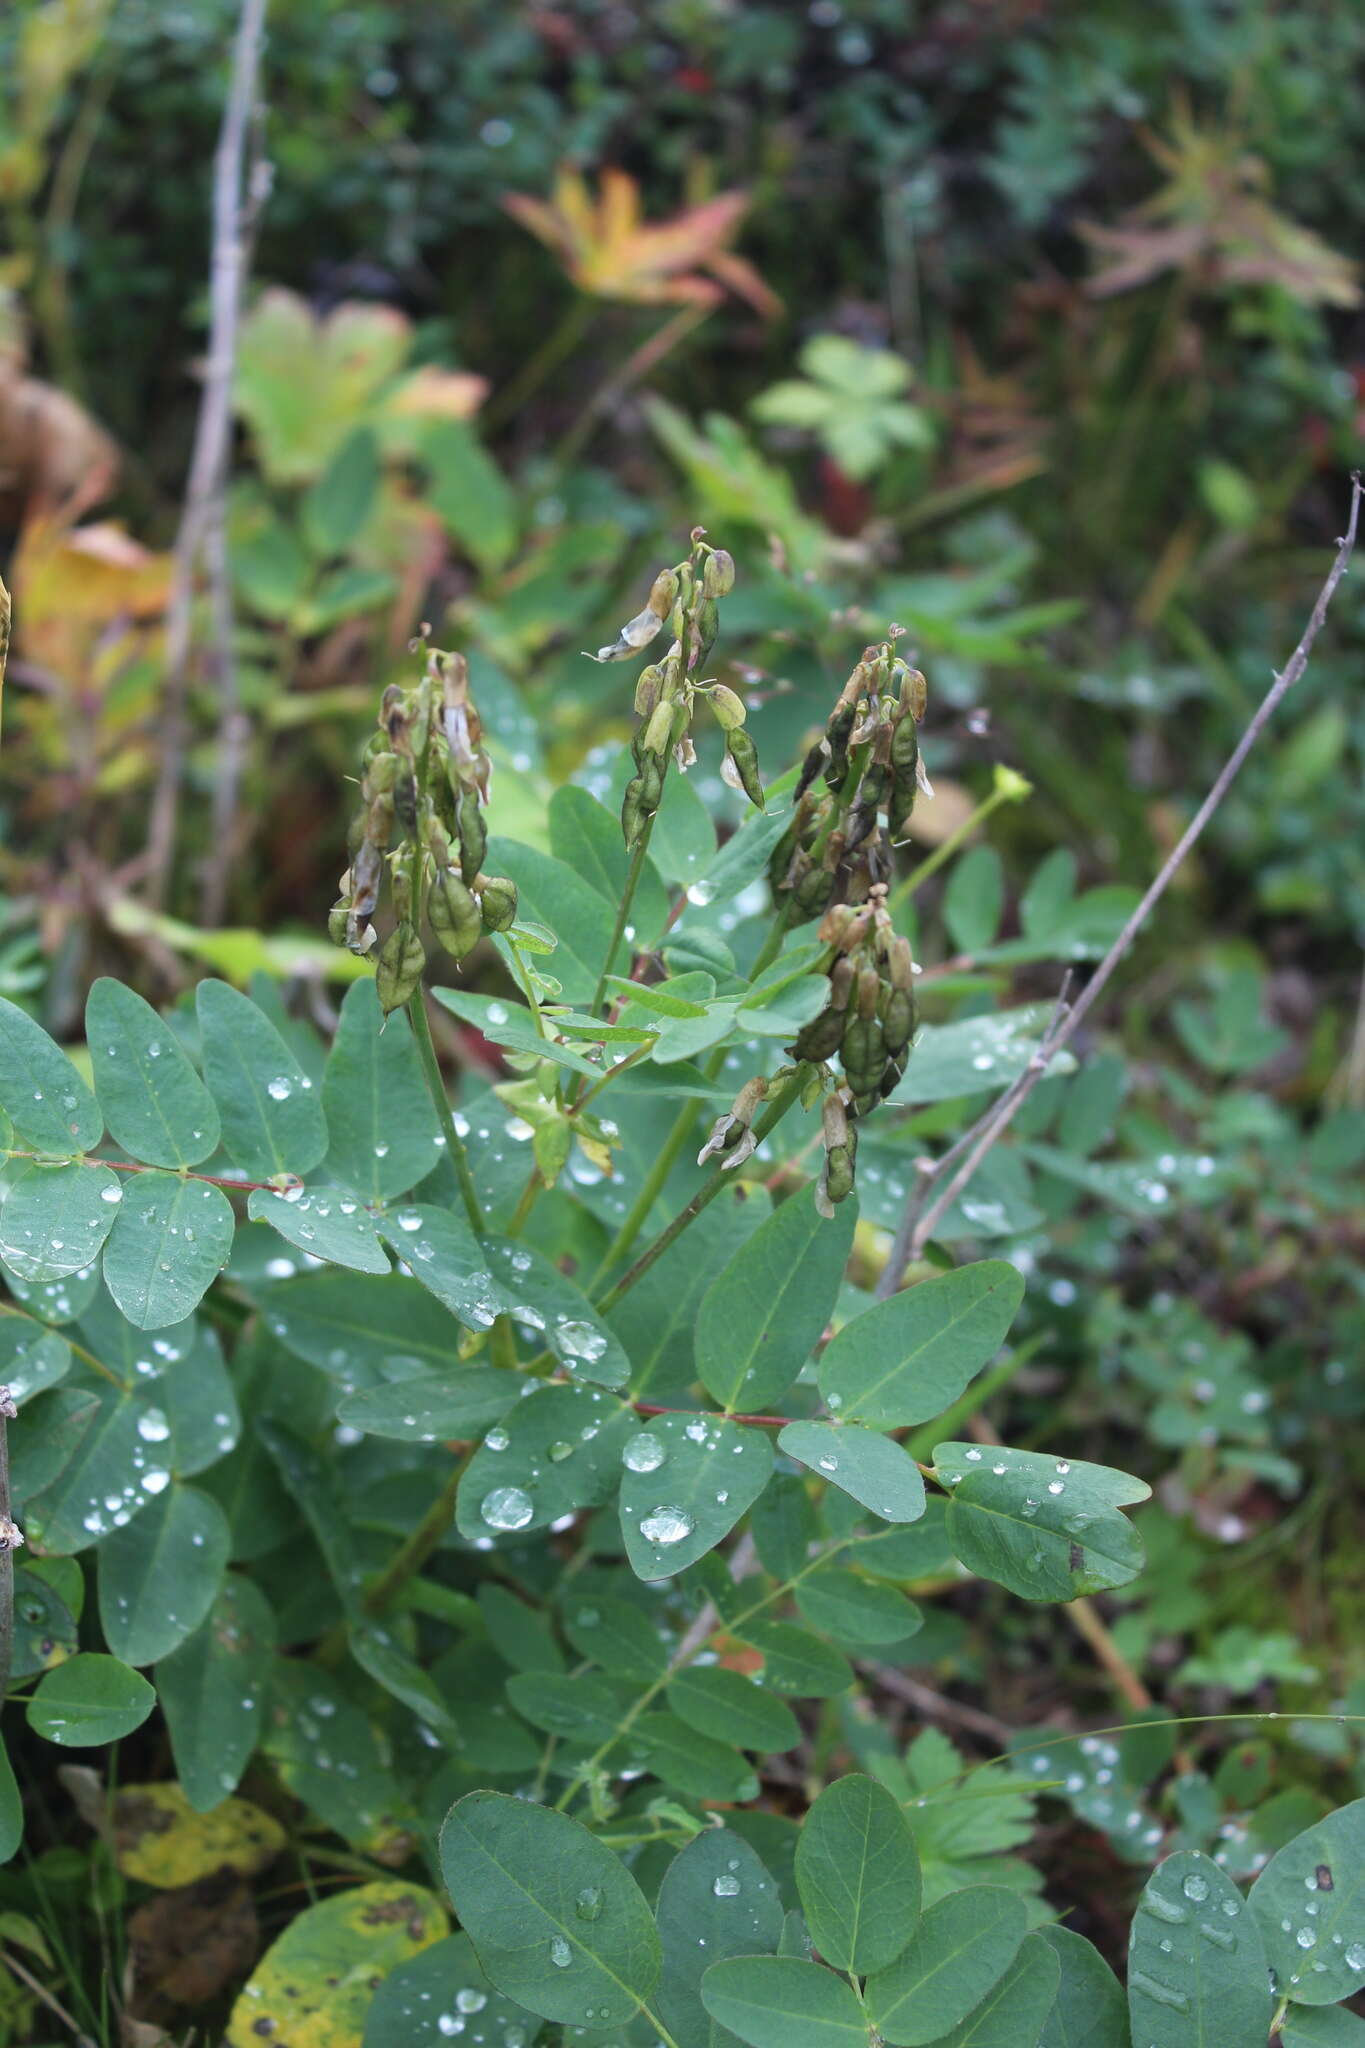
[
  {"left": 266, "top": 1076, "right": 293, "bottom": 1101},
  {"left": 1182, "top": 1872, "right": 1210, "bottom": 1903},
  {"left": 575, "top": 1887, "right": 603, "bottom": 1922},
  {"left": 549, "top": 1936, "right": 572, "bottom": 1969},
  {"left": 484, "top": 1427, "right": 510, "bottom": 1452},
  {"left": 1345, "top": 1942, "right": 1365, "bottom": 1970},
  {"left": 553, "top": 1320, "right": 608, "bottom": 1365},
  {"left": 623, "top": 1432, "right": 665, "bottom": 1473},
  {"left": 481, "top": 1486, "right": 534, "bottom": 1531},
  {"left": 639, "top": 1506, "right": 694, "bottom": 1546},
  {"left": 456, "top": 1989, "right": 488, "bottom": 2014},
  {"left": 137, "top": 1408, "right": 171, "bottom": 1443},
  {"left": 712, "top": 1874, "right": 741, "bottom": 1898}
]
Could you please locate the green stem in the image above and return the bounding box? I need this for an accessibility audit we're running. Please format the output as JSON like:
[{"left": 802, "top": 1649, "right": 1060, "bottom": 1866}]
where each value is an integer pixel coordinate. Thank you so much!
[
  {"left": 888, "top": 777, "right": 1028, "bottom": 914},
  {"left": 589, "top": 904, "right": 802, "bottom": 1283},
  {"left": 407, "top": 989, "right": 484, "bottom": 1235},
  {"left": 362, "top": 1447, "right": 473, "bottom": 1616},
  {"left": 591, "top": 819, "right": 657, "bottom": 1016},
  {"left": 483, "top": 297, "right": 593, "bottom": 431},
  {"left": 594, "top": 1069, "right": 806, "bottom": 1314}
]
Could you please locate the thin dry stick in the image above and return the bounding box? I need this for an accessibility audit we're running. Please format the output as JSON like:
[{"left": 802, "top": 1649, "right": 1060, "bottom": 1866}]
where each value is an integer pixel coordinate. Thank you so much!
[
  {"left": 880, "top": 476, "right": 1362, "bottom": 1294},
  {"left": 199, "top": 120, "right": 268, "bottom": 933},
  {"left": 144, "top": 0, "right": 270, "bottom": 909}
]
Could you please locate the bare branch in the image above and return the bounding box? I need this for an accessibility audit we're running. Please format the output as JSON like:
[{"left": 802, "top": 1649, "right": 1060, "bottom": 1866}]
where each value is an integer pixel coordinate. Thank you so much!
[
  {"left": 880, "top": 474, "right": 1362, "bottom": 1293},
  {"left": 144, "top": 0, "right": 270, "bottom": 909}
]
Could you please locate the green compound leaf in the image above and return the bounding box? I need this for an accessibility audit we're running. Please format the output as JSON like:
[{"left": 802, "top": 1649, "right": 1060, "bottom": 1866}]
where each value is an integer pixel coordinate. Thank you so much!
[
  {"left": 26, "top": 1652, "right": 155, "bottom": 1746},
  {"left": 96, "top": 1483, "right": 230, "bottom": 1666},
  {"left": 321, "top": 980, "right": 445, "bottom": 1202},
  {"left": 562, "top": 1595, "right": 670, "bottom": 1681},
  {"left": 0, "top": 995, "right": 102, "bottom": 1154},
  {"left": 794, "top": 1773, "right": 922, "bottom": 1975},
  {"left": 635, "top": 1712, "right": 760, "bottom": 1804},
  {"left": 456, "top": 1384, "right": 633, "bottom": 1542},
  {"left": 0, "top": 1315, "right": 71, "bottom": 1402},
  {"left": 1283, "top": 2008, "right": 1365, "bottom": 2046},
  {"left": 793, "top": 1568, "right": 922, "bottom": 1648},
  {"left": 935, "top": 1443, "right": 1150, "bottom": 1602},
  {"left": 1036, "top": 1923, "right": 1128, "bottom": 2047},
  {"left": 439, "top": 1790, "right": 662, "bottom": 2025},
  {"left": 156, "top": 1574, "right": 277, "bottom": 1811},
  {"left": 550, "top": 784, "right": 671, "bottom": 938},
  {"left": 732, "top": 1620, "right": 852, "bottom": 1699},
  {"left": 86, "top": 979, "right": 220, "bottom": 1168},
  {"left": 225, "top": 1880, "right": 448, "bottom": 2046},
  {"left": 486, "top": 837, "right": 618, "bottom": 1006},
  {"left": 865, "top": 1884, "right": 1027, "bottom": 2045},
  {"left": 696, "top": 1185, "right": 855, "bottom": 1414},
  {"left": 1128, "top": 1850, "right": 1269, "bottom": 2044},
  {"left": 0, "top": 1160, "right": 121, "bottom": 1282},
  {"left": 338, "top": 1369, "right": 523, "bottom": 1444},
  {"left": 817, "top": 1262, "right": 1024, "bottom": 1428},
  {"left": 196, "top": 979, "right": 327, "bottom": 1178},
  {"left": 619, "top": 1412, "right": 773, "bottom": 1582},
  {"left": 377, "top": 1205, "right": 507, "bottom": 1330},
  {"left": 1249, "top": 1795, "right": 1365, "bottom": 2008},
  {"left": 258, "top": 1269, "right": 473, "bottom": 1385},
  {"left": 701, "top": 1956, "right": 867, "bottom": 2048},
  {"left": 0, "top": 1736, "right": 22, "bottom": 1862},
  {"left": 657, "top": 1830, "right": 784, "bottom": 2048},
  {"left": 666, "top": 1666, "right": 801, "bottom": 1754},
  {"left": 778, "top": 1422, "right": 925, "bottom": 1525},
  {"left": 363, "top": 1931, "right": 545, "bottom": 2048},
  {"left": 504, "top": 1672, "right": 626, "bottom": 1747},
  {"left": 483, "top": 1236, "right": 629, "bottom": 1388},
  {"left": 248, "top": 1184, "right": 391, "bottom": 1275},
  {"left": 926, "top": 1933, "right": 1060, "bottom": 2047},
  {"left": 102, "top": 1171, "right": 235, "bottom": 1327}
]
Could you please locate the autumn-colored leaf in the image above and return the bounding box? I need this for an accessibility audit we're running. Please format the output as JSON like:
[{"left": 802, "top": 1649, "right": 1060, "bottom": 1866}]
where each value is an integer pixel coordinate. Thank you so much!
[
  {"left": 504, "top": 166, "right": 780, "bottom": 316},
  {"left": 1082, "top": 102, "right": 1360, "bottom": 309}
]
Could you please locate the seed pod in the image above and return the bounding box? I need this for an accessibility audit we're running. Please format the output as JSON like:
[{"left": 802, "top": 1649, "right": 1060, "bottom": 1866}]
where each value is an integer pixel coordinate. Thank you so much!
[
  {"left": 429, "top": 869, "right": 483, "bottom": 961},
  {"left": 793, "top": 1001, "right": 847, "bottom": 1064},
  {"left": 828, "top": 956, "right": 856, "bottom": 1010},
  {"left": 478, "top": 875, "right": 518, "bottom": 932},
  {"left": 634, "top": 663, "right": 666, "bottom": 719},
  {"left": 856, "top": 966, "right": 881, "bottom": 1021},
  {"left": 327, "top": 902, "right": 351, "bottom": 948},
  {"left": 794, "top": 866, "right": 836, "bottom": 919},
  {"left": 691, "top": 596, "right": 719, "bottom": 667},
  {"left": 638, "top": 756, "right": 665, "bottom": 809},
  {"left": 457, "top": 789, "right": 487, "bottom": 883},
  {"left": 702, "top": 548, "right": 735, "bottom": 597},
  {"left": 823, "top": 703, "right": 857, "bottom": 790},
  {"left": 364, "top": 749, "right": 400, "bottom": 796},
  {"left": 840, "top": 1015, "right": 881, "bottom": 1090},
  {"left": 642, "top": 699, "right": 675, "bottom": 762},
  {"left": 621, "top": 775, "right": 646, "bottom": 848},
  {"left": 726, "top": 729, "right": 765, "bottom": 810},
  {"left": 709, "top": 683, "right": 746, "bottom": 731},
  {"left": 891, "top": 712, "right": 919, "bottom": 774},
  {"left": 897, "top": 665, "right": 927, "bottom": 722},
  {"left": 376, "top": 921, "right": 426, "bottom": 1013},
  {"left": 888, "top": 771, "right": 917, "bottom": 840},
  {"left": 795, "top": 738, "right": 828, "bottom": 802},
  {"left": 351, "top": 841, "right": 383, "bottom": 918},
  {"left": 648, "top": 568, "right": 678, "bottom": 619},
  {"left": 881, "top": 986, "right": 917, "bottom": 1060}
]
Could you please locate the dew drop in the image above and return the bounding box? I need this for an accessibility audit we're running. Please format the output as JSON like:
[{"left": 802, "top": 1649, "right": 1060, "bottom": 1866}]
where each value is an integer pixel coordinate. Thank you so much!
[
  {"left": 266, "top": 1076, "right": 293, "bottom": 1101},
  {"left": 575, "top": 1887, "right": 603, "bottom": 1922},
  {"left": 623, "top": 1432, "right": 665, "bottom": 1473},
  {"left": 549, "top": 1936, "right": 572, "bottom": 1969},
  {"left": 481, "top": 1486, "right": 534, "bottom": 1532},
  {"left": 1182, "top": 1872, "right": 1211, "bottom": 1904},
  {"left": 639, "top": 1506, "right": 694, "bottom": 1546},
  {"left": 712, "top": 1874, "right": 741, "bottom": 1898}
]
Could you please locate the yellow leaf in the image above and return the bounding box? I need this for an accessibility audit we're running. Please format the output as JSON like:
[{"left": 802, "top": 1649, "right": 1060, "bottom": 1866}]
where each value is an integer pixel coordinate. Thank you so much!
[
  {"left": 226, "top": 1881, "right": 448, "bottom": 2048},
  {"left": 113, "top": 1784, "right": 286, "bottom": 1889}
]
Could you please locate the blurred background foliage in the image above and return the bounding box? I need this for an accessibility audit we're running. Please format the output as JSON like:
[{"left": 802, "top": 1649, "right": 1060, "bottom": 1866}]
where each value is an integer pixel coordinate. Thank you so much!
[{"left": 1, "top": 0, "right": 1365, "bottom": 2024}]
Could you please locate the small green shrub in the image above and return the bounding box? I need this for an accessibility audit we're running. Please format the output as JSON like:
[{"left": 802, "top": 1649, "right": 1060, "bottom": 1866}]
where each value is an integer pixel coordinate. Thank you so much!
[{"left": 1, "top": 541, "right": 1362, "bottom": 2044}]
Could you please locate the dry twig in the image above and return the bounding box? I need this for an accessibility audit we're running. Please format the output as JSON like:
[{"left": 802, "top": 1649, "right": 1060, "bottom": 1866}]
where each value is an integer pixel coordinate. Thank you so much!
[
  {"left": 879, "top": 475, "right": 1362, "bottom": 1296},
  {"left": 144, "top": 0, "right": 270, "bottom": 911}
]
